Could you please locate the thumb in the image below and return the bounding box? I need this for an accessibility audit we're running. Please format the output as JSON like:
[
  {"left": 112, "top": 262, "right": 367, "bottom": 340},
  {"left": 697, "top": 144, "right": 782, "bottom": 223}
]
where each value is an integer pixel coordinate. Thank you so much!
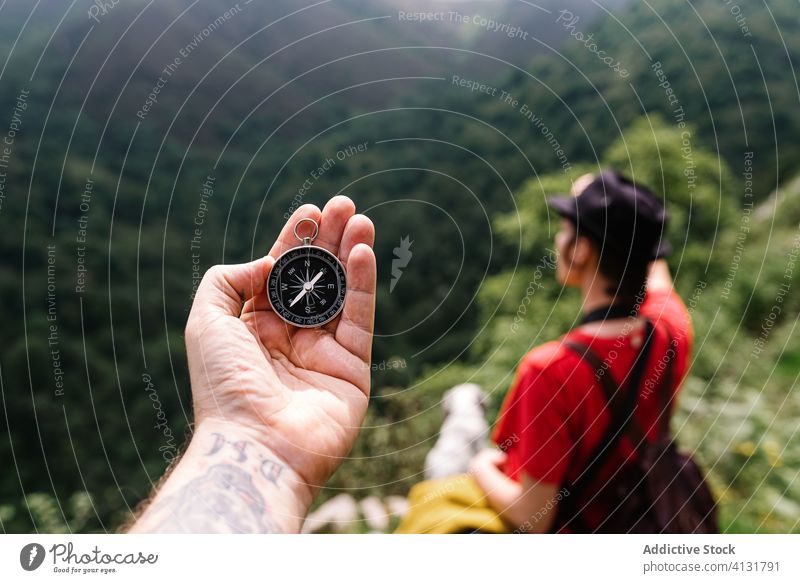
[{"left": 191, "top": 256, "right": 274, "bottom": 319}]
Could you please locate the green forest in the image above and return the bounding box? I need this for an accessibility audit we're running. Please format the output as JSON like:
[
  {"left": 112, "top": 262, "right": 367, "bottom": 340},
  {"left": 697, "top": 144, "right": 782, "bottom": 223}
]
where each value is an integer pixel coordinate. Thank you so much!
[{"left": 0, "top": 0, "right": 798, "bottom": 533}]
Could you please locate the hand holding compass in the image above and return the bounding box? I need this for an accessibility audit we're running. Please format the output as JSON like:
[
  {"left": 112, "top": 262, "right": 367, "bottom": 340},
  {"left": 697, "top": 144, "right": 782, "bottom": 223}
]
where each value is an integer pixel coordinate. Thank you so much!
[{"left": 171, "top": 196, "right": 375, "bottom": 533}]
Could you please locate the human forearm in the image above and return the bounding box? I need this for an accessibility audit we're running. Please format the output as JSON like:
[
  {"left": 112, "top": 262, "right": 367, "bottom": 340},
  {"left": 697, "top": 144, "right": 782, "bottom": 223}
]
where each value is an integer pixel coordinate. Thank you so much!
[
  {"left": 470, "top": 451, "right": 560, "bottom": 533},
  {"left": 470, "top": 457, "right": 524, "bottom": 526},
  {"left": 129, "top": 419, "right": 313, "bottom": 533}
]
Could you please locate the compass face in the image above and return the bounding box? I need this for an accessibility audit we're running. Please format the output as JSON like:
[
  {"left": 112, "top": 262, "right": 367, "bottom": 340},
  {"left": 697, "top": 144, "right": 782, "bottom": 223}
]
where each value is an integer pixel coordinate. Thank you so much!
[{"left": 267, "top": 245, "right": 347, "bottom": 327}]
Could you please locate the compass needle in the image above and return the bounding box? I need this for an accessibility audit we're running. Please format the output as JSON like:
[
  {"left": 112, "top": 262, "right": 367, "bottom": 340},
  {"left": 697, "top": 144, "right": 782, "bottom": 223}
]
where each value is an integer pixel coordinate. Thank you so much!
[{"left": 289, "top": 287, "right": 308, "bottom": 308}]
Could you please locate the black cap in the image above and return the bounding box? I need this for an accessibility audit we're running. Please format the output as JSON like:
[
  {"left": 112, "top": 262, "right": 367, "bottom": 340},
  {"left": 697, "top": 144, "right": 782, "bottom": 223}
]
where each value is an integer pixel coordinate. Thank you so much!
[{"left": 547, "top": 170, "right": 671, "bottom": 261}]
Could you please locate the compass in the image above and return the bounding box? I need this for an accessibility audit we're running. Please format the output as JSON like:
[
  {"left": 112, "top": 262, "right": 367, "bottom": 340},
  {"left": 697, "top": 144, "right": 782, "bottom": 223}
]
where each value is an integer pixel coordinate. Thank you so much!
[{"left": 267, "top": 218, "right": 347, "bottom": 327}]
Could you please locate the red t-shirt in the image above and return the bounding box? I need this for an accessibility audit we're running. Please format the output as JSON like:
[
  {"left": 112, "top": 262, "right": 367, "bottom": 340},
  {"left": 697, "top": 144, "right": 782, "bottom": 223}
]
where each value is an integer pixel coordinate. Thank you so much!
[{"left": 492, "top": 288, "right": 693, "bottom": 531}]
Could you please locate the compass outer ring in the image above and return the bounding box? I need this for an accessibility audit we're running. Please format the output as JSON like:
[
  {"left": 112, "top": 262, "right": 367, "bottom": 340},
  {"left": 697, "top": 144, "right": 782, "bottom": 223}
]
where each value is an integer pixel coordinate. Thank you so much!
[{"left": 266, "top": 244, "right": 348, "bottom": 328}]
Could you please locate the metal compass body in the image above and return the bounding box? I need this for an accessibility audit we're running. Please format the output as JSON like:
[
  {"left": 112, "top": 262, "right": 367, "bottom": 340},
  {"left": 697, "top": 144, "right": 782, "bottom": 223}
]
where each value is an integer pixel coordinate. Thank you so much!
[{"left": 267, "top": 218, "right": 347, "bottom": 327}]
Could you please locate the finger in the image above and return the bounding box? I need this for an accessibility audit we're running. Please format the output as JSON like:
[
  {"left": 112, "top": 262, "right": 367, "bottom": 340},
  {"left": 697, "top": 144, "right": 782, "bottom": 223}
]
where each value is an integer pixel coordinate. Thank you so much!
[
  {"left": 314, "top": 195, "right": 356, "bottom": 256},
  {"left": 335, "top": 243, "right": 376, "bottom": 364},
  {"left": 338, "top": 213, "right": 375, "bottom": 265},
  {"left": 192, "top": 256, "right": 272, "bottom": 320},
  {"left": 320, "top": 214, "right": 374, "bottom": 334},
  {"left": 268, "top": 204, "right": 322, "bottom": 259},
  {"left": 241, "top": 292, "right": 272, "bottom": 314},
  {"left": 241, "top": 255, "right": 276, "bottom": 315}
]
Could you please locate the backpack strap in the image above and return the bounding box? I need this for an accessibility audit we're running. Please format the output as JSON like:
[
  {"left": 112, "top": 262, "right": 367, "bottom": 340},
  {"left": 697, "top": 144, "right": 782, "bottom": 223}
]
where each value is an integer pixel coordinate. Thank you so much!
[
  {"left": 564, "top": 339, "right": 647, "bottom": 449},
  {"left": 654, "top": 329, "right": 676, "bottom": 440},
  {"left": 567, "top": 327, "right": 676, "bottom": 452},
  {"left": 554, "top": 319, "right": 655, "bottom": 531},
  {"left": 566, "top": 319, "right": 655, "bottom": 491}
]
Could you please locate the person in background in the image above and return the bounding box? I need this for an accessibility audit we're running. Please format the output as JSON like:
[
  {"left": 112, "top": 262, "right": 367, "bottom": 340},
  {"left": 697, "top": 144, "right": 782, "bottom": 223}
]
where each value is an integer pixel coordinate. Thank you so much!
[{"left": 469, "top": 170, "right": 694, "bottom": 532}]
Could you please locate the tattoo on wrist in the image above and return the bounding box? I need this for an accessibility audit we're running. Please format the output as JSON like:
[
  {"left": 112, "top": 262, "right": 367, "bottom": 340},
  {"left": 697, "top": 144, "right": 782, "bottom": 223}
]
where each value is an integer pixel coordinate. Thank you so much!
[
  {"left": 144, "top": 432, "right": 289, "bottom": 533},
  {"left": 206, "top": 432, "right": 287, "bottom": 486},
  {"left": 149, "top": 464, "right": 281, "bottom": 533},
  {"left": 207, "top": 432, "right": 250, "bottom": 461}
]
